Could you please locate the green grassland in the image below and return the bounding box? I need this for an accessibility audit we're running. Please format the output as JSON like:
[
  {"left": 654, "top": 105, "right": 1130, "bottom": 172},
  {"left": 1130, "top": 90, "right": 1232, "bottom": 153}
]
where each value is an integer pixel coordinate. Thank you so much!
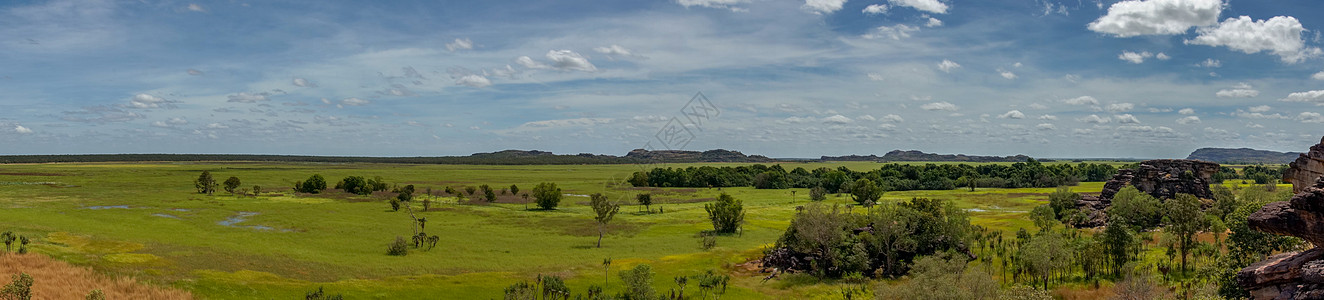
[{"left": 0, "top": 161, "right": 1117, "bottom": 299}]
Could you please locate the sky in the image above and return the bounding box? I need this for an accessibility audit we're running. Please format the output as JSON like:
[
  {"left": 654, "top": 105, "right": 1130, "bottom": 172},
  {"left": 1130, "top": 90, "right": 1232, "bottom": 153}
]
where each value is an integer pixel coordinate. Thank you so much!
[{"left": 2, "top": 0, "right": 1324, "bottom": 159}]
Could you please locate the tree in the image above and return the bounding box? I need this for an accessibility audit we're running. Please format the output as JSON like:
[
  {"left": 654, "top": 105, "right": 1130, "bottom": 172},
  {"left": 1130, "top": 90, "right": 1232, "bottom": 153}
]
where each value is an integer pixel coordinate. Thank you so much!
[
  {"left": 195, "top": 171, "right": 217, "bottom": 195},
  {"left": 510, "top": 184, "right": 520, "bottom": 197},
  {"left": 296, "top": 174, "right": 328, "bottom": 194},
  {"left": 809, "top": 185, "right": 827, "bottom": 201},
  {"left": 532, "top": 182, "right": 562, "bottom": 210},
  {"left": 1029, "top": 205, "right": 1058, "bottom": 233},
  {"left": 465, "top": 186, "right": 477, "bottom": 196},
  {"left": 1, "top": 272, "right": 32, "bottom": 300},
  {"left": 618, "top": 264, "right": 655, "bottom": 300},
  {"left": 1100, "top": 221, "right": 1136, "bottom": 278},
  {"left": 849, "top": 179, "right": 883, "bottom": 206},
  {"left": 1107, "top": 186, "right": 1161, "bottom": 230},
  {"left": 590, "top": 193, "right": 620, "bottom": 248},
  {"left": 223, "top": 176, "right": 242, "bottom": 194},
  {"left": 336, "top": 176, "right": 370, "bottom": 195},
  {"left": 705, "top": 193, "right": 744, "bottom": 234},
  {"left": 874, "top": 253, "right": 999, "bottom": 300},
  {"left": 252, "top": 185, "right": 261, "bottom": 196},
  {"left": 0, "top": 232, "right": 12, "bottom": 252},
  {"left": 484, "top": 187, "right": 497, "bottom": 202},
  {"left": 636, "top": 193, "right": 652, "bottom": 212},
  {"left": 1047, "top": 187, "right": 1080, "bottom": 219},
  {"left": 387, "top": 236, "right": 408, "bottom": 256},
  {"left": 1163, "top": 193, "right": 1207, "bottom": 273}
]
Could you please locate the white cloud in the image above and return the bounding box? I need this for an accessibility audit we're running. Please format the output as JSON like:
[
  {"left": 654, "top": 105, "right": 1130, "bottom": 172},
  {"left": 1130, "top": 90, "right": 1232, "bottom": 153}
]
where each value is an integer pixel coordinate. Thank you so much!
[
  {"left": 998, "top": 110, "right": 1025, "bottom": 119},
  {"left": 593, "top": 45, "right": 641, "bottom": 59},
  {"left": 1176, "top": 116, "right": 1201, "bottom": 124},
  {"left": 515, "top": 56, "right": 546, "bottom": 69},
  {"left": 1216, "top": 84, "right": 1259, "bottom": 98},
  {"left": 1199, "top": 58, "right": 1221, "bottom": 67},
  {"left": 921, "top": 101, "right": 959, "bottom": 111},
  {"left": 1036, "top": 123, "right": 1056, "bottom": 130},
  {"left": 863, "top": 4, "right": 889, "bottom": 14},
  {"left": 455, "top": 74, "right": 492, "bottom": 88},
  {"left": 130, "top": 93, "right": 169, "bottom": 108},
  {"left": 340, "top": 98, "right": 370, "bottom": 106},
  {"left": 1179, "top": 108, "right": 1196, "bottom": 114},
  {"left": 13, "top": 125, "right": 32, "bottom": 134},
  {"left": 1087, "top": 0, "right": 1222, "bottom": 37},
  {"left": 1079, "top": 114, "right": 1111, "bottom": 124},
  {"left": 888, "top": 0, "right": 949, "bottom": 14},
  {"left": 1038, "top": 114, "right": 1058, "bottom": 120},
  {"left": 998, "top": 68, "right": 1016, "bottom": 79},
  {"left": 1028, "top": 103, "right": 1049, "bottom": 110},
  {"left": 518, "top": 118, "right": 614, "bottom": 128},
  {"left": 153, "top": 117, "right": 188, "bottom": 128},
  {"left": 781, "top": 116, "right": 814, "bottom": 124},
  {"left": 1281, "top": 90, "right": 1324, "bottom": 105},
  {"left": 1114, "top": 114, "right": 1141, "bottom": 124},
  {"left": 803, "top": 0, "right": 847, "bottom": 14},
  {"left": 1105, "top": 103, "right": 1134, "bottom": 112},
  {"left": 1186, "top": 16, "right": 1323, "bottom": 64},
  {"left": 677, "top": 0, "right": 749, "bottom": 11},
  {"left": 1248, "top": 105, "right": 1271, "bottom": 113},
  {"left": 925, "top": 17, "right": 943, "bottom": 27},
  {"left": 292, "top": 77, "right": 317, "bottom": 87},
  {"left": 1300, "top": 112, "right": 1324, "bottom": 123},
  {"left": 822, "top": 114, "right": 854, "bottom": 124},
  {"left": 879, "top": 114, "right": 904, "bottom": 123},
  {"left": 937, "top": 59, "right": 961, "bottom": 73},
  {"left": 546, "top": 50, "right": 597, "bottom": 72},
  {"left": 205, "top": 123, "right": 228, "bottom": 129},
  {"left": 866, "top": 73, "right": 885, "bottom": 81},
  {"left": 445, "top": 38, "right": 474, "bottom": 52},
  {"left": 1156, "top": 52, "right": 1171, "bottom": 60},
  {"left": 226, "top": 92, "right": 268, "bottom": 103},
  {"left": 1062, "top": 96, "right": 1099, "bottom": 105},
  {"left": 1313, "top": 71, "right": 1324, "bottom": 80},
  {"left": 1118, "top": 51, "right": 1154, "bottom": 64},
  {"left": 857, "top": 115, "right": 876, "bottom": 121},
  {"left": 863, "top": 24, "right": 920, "bottom": 40},
  {"left": 186, "top": 4, "right": 205, "bottom": 12}
]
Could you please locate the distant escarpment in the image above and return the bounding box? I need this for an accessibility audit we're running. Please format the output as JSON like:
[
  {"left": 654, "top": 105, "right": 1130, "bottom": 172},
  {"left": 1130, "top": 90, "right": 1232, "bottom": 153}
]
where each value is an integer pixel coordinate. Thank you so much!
[
  {"left": 625, "top": 149, "right": 775, "bottom": 163},
  {"left": 1187, "top": 147, "right": 1300, "bottom": 164},
  {"left": 1075, "top": 159, "right": 1220, "bottom": 227},
  {"left": 820, "top": 150, "right": 1042, "bottom": 163}
]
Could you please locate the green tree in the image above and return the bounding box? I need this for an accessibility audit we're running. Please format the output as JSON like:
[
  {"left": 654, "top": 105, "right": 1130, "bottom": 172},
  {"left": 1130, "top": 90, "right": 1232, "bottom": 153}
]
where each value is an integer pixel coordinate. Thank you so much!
[
  {"left": 627, "top": 171, "right": 649, "bottom": 187},
  {"left": 0, "top": 272, "right": 32, "bottom": 300},
  {"left": 1029, "top": 205, "right": 1058, "bottom": 233},
  {"left": 875, "top": 253, "right": 999, "bottom": 300},
  {"left": 1163, "top": 193, "right": 1207, "bottom": 273},
  {"left": 1099, "top": 221, "right": 1136, "bottom": 277},
  {"left": 297, "top": 174, "right": 327, "bottom": 194},
  {"left": 465, "top": 186, "right": 477, "bottom": 196},
  {"left": 809, "top": 185, "right": 827, "bottom": 201},
  {"left": 705, "top": 193, "right": 745, "bottom": 234},
  {"left": 0, "top": 232, "right": 13, "bottom": 252},
  {"left": 618, "top": 264, "right": 655, "bottom": 300},
  {"left": 1107, "top": 186, "right": 1161, "bottom": 230},
  {"left": 252, "top": 185, "right": 261, "bottom": 196},
  {"left": 1047, "top": 187, "right": 1080, "bottom": 219},
  {"left": 590, "top": 193, "right": 620, "bottom": 248},
  {"left": 484, "top": 188, "right": 497, "bottom": 202},
  {"left": 509, "top": 184, "right": 520, "bottom": 197},
  {"left": 849, "top": 179, "right": 883, "bottom": 206},
  {"left": 387, "top": 236, "right": 408, "bottom": 256},
  {"left": 532, "top": 182, "right": 562, "bottom": 210},
  {"left": 223, "top": 176, "right": 241, "bottom": 194},
  {"left": 636, "top": 193, "right": 652, "bottom": 212},
  {"left": 195, "top": 171, "right": 217, "bottom": 195}
]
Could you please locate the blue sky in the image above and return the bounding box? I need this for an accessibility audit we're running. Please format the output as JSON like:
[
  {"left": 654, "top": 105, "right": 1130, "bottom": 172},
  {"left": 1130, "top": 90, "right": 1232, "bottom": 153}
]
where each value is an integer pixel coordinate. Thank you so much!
[{"left": 2, "top": 0, "right": 1324, "bottom": 158}]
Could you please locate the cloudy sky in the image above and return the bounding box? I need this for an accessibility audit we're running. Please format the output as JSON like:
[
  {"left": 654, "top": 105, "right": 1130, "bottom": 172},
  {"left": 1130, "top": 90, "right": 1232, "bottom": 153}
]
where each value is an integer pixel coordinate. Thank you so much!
[{"left": 2, "top": 0, "right": 1324, "bottom": 158}]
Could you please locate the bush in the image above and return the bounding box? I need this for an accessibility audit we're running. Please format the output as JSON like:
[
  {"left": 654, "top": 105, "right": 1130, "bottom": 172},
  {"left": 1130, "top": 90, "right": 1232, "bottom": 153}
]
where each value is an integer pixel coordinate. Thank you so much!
[
  {"left": 390, "top": 199, "right": 401, "bottom": 212},
  {"left": 701, "top": 235, "right": 717, "bottom": 250},
  {"left": 85, "top": 289, "right": 105, "bottom": 300},
  {"left": 304, "top": 286, "right": 343, "bottom": 300},
  {"left": 223, "top": 176, "right": 241, "bottom": 194},
  {"left": 387, "top": 236, "right": 408, "bottom": 256},
  {"left": 296, "top": 174, "right": 328, "bottom": 194},
  {"left": 1, "top": 272, "right": 32, "bottom": 300},
  {"left": 809, "top": 186, "right": 827, "bottom": 201},
  {"left": 1047, "top": 186, "right": 1080, "bottom": 219},
  {"left": 618, "top": 264, "right": 655, "bottom": 300},
  {"left": 849, "top": 179, "right": 883, "bottom": 206},
  {"left": 532, "top": 182, "right": 562, "bottom": 210},
  {"left": 874, "top": 253, "right": 998, "bottom": 300},
  {"left": 705, "top": 194, "right": 744, "bottom": 234}
]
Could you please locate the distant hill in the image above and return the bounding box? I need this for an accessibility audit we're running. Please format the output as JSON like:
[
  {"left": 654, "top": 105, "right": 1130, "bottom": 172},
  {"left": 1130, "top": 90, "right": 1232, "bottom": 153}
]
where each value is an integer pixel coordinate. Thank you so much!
[
  {"left": 821, "top": 150, "right": 1045, "bottom": 163},
  {"left": 1186, "top": 148, "right": 1300, "bottom": 164},
  {"left": 0, "top": 149, "right": 778, "bottom": 165}
]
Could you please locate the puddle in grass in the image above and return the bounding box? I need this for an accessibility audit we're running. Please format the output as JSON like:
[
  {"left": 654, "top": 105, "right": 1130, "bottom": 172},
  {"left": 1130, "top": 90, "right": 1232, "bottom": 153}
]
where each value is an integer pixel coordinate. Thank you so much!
[
  {"left": 218, "top": 212, "right": 288, "bottom": 232},
  {"left": 84, "top": 205, "right": 131, "bottom": 210},
  {"left": 151, "top": 213, "right": 181, "bottom": 219}
]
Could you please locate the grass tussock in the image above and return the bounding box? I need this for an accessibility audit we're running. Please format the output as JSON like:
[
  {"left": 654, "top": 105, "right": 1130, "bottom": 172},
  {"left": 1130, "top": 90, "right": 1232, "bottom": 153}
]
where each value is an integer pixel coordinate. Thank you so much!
[{"left": 0, "top": 253, "right": 191, "bottom": 300}]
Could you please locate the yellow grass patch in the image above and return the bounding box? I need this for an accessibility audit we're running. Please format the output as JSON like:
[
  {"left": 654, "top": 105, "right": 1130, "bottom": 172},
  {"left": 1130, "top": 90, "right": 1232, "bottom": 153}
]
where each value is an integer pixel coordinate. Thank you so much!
[
  {"left": 0, "top": 253, "right": 191, "bottom": 299},
  {"left": 46, "top": 232, "right": 143, "bottom": 254},
  {"left": 102, "top": 253, "right": 159, "bottom": 264}
]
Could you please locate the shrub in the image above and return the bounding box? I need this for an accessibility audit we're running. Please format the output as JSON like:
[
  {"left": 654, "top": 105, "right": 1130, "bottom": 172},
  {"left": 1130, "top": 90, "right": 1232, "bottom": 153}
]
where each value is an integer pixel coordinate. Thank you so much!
[
  {"left": 701, "top": 235, "right": 717, "bottom": 250},
  {"left": 849, "top": 179, "right": 883, "bottom": 206},
  {"left": 532, "top": 182, "right": 562, "bottom": 210},
  {"left": 1, "top": 272, "right": 32, "bottom": 300},
  {"left": 618, "top": 264, "right": 655, "bottom": 300},
  {"left": 705, "top": 194, "right": 744, "bottom": 234},
  {"left": 387, "top": 236, "right": 408, "bottom": 256},
  {"left": 223, "top": 176, "right": 241, "bottom": 194},
  {"left": 809, "top": 185, "right": 827, "bottom": 201},
  {"left": 636, "top": 193, "right": 652, "bottom": 212},
  {"left": 296, "top": 174, "right": 327, "bottom": 194},
  {"left": 390, "top": 199, "right": 401, "bottom": 212},
  {"left": 85, "top": 289, "right": 105, "bottom": 300},
  {"left": 305, "top": 286, "right": 343, "bottom": 300}
]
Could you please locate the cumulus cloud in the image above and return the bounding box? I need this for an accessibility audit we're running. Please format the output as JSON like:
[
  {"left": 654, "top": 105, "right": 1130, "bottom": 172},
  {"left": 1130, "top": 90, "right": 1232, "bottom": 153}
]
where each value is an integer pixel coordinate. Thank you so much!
[
  {"left": 1036, "top": 123, "right": 1056, "bottom": 130},
  {"left": 518, "top": 50, "right": 598, "bottom": 72},
  {"left": 227, "top": 92, "right": 269, "bottom": 103},
  {"left": 921, "top": 101, "right": 958, "bottom": 111},
  {"left": 879, "top": 114, "right": 905, "bottom": 123},
  {"left": 1216, "top": 83, "right": 1259, "bottom": 98},
  {"left": 863, "top": 4, "right": 889, "bottom": 14},
  {"left": 593, "top": 45, "right": 643, "bottom": 59},
  {"left": 518, "top": 118, "right": 614, "bottom": 128},
  {"left": 292, "top": 77, "right": 316, "bottom": 87},
  {"left": 340, "top": 98, "right": 370, "bottom": 106},
  {"left": 1248, "top": 105, "right": 1271, "bottom": 113},
  {"left": 888, "top": 0, "right": 949, "bottom": 14},
  {"left": 1114, "top": 114, "right": 1141, "bottom": 124},
  {"left": 1186, "top": 16, "right": 1323, "bottom": 63},
  {"left": 1118, "top": 50, "right": 1154, "bottom": 64},
  {"left": 1179, "top": 108, "right": 1196, "bottom": 114},
  {"left": 802, "top": 0, "right": 847, "bottom": 14},
  {"left": 1038, "top": 114, "right": 1058, "bottom": 120},
  {"left": 1281, "top": 90, "right": 1324, "bottom": 105},
  {"left": 186, "top": 3, "right": 205, "bottom": 12},
  {"left": 937, "top": 60, "right": 961, "bottom": 73},
  {"left": 998, "top": 68, "right": 1016, "bottom": 79},
  {"left": 998, "top": 110, "right": 1025, "bottom": 119},
  {"left": 1105, "top": 103, "right": 1135, "bottom": 112},
  {"left": 1199, "top": 58, "right": 1221, "bottom": 67},
  {"left": 677, "top": 0, "right": 749, "bottom": 11},
  {"left": 925, "top": 17, "right": 943, "bottom": 27},
  {"left": 1079, "top": 114, "right": 1111, "bottom": 124},
  {"left": 445, "top": 38, "right": 473, "bottom": 51},
  {"left": 1155, "top": 52, "right": 1171, "bottom": 60},
  {"left": 857, "top": 115, "right": 876, "bottom": 121},
  {"left": 1314, "top": 71, "right": 1324, "bottom": 80},
  {"left": 1062, "top": 96, "right": 1099, "bottom": 105},
  {"left": 455, "top": 74, "right": 492, "bottom": 88},
  {"left": 1176, "top": 116, "right": 1201, "bottom": 124},
  {"left": 13, "top": 125, "right": 32, "bottom": 134},
  {"left": 863, "top": 24, "right": 920, "bottom": 40},
  {"left": 129, "top": 93, "right": 170, "bottom": 108},
  {"left": 1300, "top": 112, "right": 1324, "bottom": 123},
  {"left": 822, "top": 114, "right": 853, "bottom": 124},
  {"left": 1087, "top": 0, "right": 1222, "bottom": 37}
]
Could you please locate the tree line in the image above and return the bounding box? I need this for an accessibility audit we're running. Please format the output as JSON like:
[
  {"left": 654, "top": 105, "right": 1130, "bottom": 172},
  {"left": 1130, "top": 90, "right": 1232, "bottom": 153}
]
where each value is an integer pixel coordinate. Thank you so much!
[{"left": 629, "top": 160, "right": 1118, "bottom": 191}]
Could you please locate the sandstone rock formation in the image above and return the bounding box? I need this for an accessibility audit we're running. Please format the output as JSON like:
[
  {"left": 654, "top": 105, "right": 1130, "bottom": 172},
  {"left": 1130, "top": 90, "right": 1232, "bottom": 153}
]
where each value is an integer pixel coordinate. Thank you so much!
[
  {"left": 1237, "top": 177, "right": 1324, "bottom": 299},
  {"left": 1074, "top": 159, "right": 1220, "bottom": 227},
  {"left": 1285, "top": 137, "right": 1324, "bottom": 194}
]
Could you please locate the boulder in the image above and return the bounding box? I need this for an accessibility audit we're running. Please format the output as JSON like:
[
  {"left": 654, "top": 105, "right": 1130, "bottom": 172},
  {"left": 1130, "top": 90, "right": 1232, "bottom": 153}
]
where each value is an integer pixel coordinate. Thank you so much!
[
  {"left": 1285, "top": 137, "right": 1324, "bottom": 194},
  {"left": 1074, "top": 159, "right": 1219, "bottom": 228},
  {"left": 1238, "top": 137, "right": 1324, "bottom": 299}
]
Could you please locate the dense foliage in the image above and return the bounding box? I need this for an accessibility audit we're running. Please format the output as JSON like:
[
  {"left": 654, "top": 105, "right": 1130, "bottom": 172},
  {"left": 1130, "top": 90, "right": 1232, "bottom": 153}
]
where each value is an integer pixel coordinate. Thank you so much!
[
  {"left": 532, "top": 182, "right": 562, "bottom": 210},
  {"left": 294, "top": 174, "right": 328, "bottom": 194},
  {"left": 334, "top": 176, "right": 389, "bottom": 195},
  {"left": 631, "top": 160, "right": 1116, "bottom": 191},
  {"left": 704, "top": 194, "right": 744, "bottom": 234}
]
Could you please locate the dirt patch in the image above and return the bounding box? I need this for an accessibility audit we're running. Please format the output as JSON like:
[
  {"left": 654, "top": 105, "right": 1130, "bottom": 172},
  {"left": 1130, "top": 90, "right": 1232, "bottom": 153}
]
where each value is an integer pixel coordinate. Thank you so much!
[{"left": 0, "top": 253, "right": 192, "bottom": 299}]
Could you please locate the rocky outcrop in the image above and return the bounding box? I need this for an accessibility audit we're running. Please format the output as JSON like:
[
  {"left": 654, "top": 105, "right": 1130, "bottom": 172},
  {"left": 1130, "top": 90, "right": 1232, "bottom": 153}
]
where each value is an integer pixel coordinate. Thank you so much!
[
  {"left": 1074, "top": 159, "right": 1219, "bottom": 228},
  {"left": 625, "top": 149, "right": 775, "bottom": 163},
  {"left": 1097, "top": 159, "right": 1220, "bottom": 201},
  {"left": 1237, "top": 177, "right": 1324, "bottom": 299},
  {"left": 1187, "top": 147, "right": 1301, "bottom": 164},
  {"left": 1285, "top": 137, "right": 1324, "bottom": 194}
]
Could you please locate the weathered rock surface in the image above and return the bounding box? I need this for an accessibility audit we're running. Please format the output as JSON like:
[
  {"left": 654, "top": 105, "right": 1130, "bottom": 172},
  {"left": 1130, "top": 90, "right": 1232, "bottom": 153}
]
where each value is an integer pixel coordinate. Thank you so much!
[
  {"left": 1074, "top": 159, "right": 1219, "bottom": 227},
  {"left": 1239, "top": 137, "right": 1324, "bottom": 299},
  {"left": 1285, "top": 137, "right": 1324, "bottom": 194}
]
